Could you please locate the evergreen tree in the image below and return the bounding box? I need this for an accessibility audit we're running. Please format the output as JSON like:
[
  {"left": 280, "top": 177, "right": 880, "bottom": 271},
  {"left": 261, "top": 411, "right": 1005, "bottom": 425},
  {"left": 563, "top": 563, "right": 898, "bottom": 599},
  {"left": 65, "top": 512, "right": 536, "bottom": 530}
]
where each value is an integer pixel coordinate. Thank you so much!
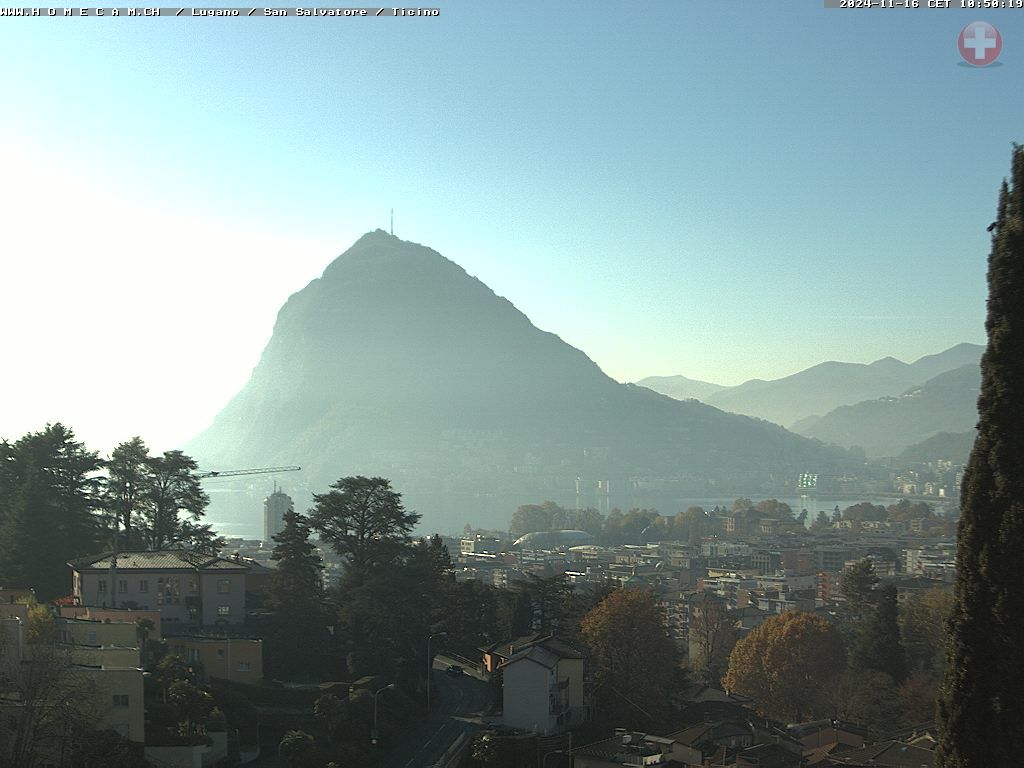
[
  {"left": 850, "top": 583, "right": 907, "bottom": 685},
  {"left": 103, "top": 437, "right": 151, "bottom": 548},
  {"left": 139, "top": 450, "right": 211, "bottom": 551},
  {"left": 839, "top": 558, "right": 879, "bottom": 627},
  {"left": 0, "top": 458, "right": 58, "bottom": 594},
  {"left": 268, "top": 510, "right": 325, "bottom": 616},
  {"left": 263, "top": 511, "right": 329, "bottom": 678},
  {"left": 309, "top": 476, "right": 419, "bottom": 586},
  {"left": 938, "top": 145, "right": 1024, "bottom": 767},
  {"left": 0, "top": 424, "right": 102, "bottom": 599}
]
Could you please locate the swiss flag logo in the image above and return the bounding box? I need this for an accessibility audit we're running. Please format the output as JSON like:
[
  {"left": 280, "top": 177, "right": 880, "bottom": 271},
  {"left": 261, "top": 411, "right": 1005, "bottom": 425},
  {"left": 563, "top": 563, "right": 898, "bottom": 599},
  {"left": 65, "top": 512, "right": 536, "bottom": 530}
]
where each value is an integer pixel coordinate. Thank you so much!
[{"left": 958, "top": 22, "right": 1001, "bottom": 67}]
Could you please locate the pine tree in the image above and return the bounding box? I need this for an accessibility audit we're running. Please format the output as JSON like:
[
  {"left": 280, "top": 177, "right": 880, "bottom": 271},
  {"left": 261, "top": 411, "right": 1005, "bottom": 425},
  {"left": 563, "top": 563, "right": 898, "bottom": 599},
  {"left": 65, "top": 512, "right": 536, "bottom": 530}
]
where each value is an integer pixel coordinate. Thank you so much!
[{"left": 937, "top": 145, "right": 1024, "bottom": 767}]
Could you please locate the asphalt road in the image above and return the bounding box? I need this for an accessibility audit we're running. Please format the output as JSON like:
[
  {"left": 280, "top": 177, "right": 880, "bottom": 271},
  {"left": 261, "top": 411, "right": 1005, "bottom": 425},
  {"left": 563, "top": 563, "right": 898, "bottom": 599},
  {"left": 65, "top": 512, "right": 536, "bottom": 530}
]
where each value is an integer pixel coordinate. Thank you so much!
[{"left": 379, "top": 655, "right": 495, "bottom": 768}]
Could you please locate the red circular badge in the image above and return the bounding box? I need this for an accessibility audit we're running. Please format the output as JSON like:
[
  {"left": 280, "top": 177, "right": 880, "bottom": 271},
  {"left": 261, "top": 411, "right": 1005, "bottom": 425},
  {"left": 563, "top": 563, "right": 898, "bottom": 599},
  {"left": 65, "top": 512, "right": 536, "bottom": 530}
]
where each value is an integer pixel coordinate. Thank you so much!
[{"left": 958, "top": 22, "right": 1001, "bottom": 67}]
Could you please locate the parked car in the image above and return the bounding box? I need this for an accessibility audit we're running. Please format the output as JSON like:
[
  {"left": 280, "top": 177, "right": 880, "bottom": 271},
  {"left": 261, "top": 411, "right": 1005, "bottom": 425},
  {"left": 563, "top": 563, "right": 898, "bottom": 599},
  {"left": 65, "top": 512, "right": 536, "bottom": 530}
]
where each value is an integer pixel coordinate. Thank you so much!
[{"left": 446, "top": 664, "right": 464, "bottom": 676}]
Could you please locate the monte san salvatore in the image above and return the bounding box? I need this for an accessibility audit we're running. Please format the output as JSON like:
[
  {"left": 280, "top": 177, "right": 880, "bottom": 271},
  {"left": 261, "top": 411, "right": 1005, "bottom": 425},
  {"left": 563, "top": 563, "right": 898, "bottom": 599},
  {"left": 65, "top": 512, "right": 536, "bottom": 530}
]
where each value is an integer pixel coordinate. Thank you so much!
[{"left": 186, "top": 230, "right": 856, "bottom": 531}]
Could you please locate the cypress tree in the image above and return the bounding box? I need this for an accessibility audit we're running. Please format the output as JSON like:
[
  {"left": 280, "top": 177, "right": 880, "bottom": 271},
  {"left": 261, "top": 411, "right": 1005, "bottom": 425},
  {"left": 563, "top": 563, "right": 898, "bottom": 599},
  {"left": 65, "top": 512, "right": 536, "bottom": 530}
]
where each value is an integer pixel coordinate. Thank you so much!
[
  {"left": 850, "top": 583, "right": 906, "bottom": 685},
  {"left": 938, "top": 145, "right": 1024, "bottom": 767}
]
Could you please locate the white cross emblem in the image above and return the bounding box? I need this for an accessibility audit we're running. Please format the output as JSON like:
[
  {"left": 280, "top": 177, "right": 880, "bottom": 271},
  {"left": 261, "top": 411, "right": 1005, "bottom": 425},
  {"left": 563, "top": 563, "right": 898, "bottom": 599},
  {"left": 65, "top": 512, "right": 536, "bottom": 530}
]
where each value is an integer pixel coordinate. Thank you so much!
[{"left": 964, "top": 24, "right": 996, "bottom": 61}]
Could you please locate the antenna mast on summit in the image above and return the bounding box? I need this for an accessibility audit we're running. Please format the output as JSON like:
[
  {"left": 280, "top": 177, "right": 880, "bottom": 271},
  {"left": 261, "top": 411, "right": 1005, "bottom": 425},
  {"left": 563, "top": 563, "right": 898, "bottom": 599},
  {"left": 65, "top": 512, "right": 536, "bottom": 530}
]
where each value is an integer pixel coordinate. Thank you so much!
[{"left": 390, "top": 208, "right": 394, "bottom": 235}]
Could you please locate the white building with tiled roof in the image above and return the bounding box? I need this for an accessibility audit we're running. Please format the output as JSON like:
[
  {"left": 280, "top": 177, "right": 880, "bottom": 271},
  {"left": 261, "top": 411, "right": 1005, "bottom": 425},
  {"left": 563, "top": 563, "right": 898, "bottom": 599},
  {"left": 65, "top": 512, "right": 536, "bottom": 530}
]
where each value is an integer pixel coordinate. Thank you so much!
[
  {"left": 499, "top": 636, "right": 587, "bottom": 734},
  {"left": 69, "top": 551, "right": 250, "bottom": 627}
]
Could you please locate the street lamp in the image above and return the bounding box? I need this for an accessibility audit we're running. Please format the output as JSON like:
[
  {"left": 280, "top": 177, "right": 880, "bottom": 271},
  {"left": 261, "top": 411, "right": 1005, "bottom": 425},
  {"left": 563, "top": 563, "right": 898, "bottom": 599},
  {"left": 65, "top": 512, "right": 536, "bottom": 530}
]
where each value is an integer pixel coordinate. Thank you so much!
[
  {"left": 371, "top": 683, "right": 395, "bottom": 745},
  {"left": 426, "top": 631, "right": 448, "bottom": 714}
]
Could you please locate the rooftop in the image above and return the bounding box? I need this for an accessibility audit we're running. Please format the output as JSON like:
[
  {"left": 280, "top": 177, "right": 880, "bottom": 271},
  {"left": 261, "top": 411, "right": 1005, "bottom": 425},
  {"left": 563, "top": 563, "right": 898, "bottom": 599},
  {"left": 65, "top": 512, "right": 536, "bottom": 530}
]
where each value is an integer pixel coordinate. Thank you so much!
[{"left": 70, "top": 550, "right": 250, "bottom": 572}]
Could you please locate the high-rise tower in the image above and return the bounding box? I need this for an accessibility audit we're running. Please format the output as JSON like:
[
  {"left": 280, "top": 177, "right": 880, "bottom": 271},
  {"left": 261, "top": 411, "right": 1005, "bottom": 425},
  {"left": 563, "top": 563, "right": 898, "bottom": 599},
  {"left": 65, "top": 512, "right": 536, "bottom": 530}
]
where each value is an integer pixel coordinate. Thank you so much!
[{"left": 263, "top": 487, "right": 294, "bottom": 544}]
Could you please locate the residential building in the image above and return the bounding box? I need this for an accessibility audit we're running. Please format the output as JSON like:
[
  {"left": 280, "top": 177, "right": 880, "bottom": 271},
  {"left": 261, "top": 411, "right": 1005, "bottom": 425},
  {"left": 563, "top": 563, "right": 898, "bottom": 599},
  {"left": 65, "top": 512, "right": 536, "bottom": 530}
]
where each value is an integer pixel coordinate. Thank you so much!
[
  {"left": 77, "top": 665, "right": 145, "bottom": 743},
  {"left": 168, "top": 635, "right": 263, "bottom": 684},
  {"left": 0, "top": 619, "right": 145, "bottom": 747},
  {"left": 58, "top": 606, "right": 163, "bottom": 640},
  {"left": 481, "top": 633, "right": 547, "bottom": 675},
  {"left": 499, "top": 636, "right": 587, "bottom": 733},
  {"left": 57, "top": 616, "right": 138, "bottom": 647},
  {"left": 0, "top": 617, "right": 24, "bottom": 678},
  {"left": 69, "top": 551, "right": 249, "bottom": 626}
]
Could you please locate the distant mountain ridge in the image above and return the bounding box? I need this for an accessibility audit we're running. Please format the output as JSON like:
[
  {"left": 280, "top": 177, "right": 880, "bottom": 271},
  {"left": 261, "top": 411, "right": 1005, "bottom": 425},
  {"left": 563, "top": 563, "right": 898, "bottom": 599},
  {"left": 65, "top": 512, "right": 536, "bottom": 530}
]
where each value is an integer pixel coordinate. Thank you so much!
[
  {"left": 633, "top": 374, "right": 726, "bottom": 402},
  {"left": 793, "top": 364, "right": 981, "bottom": 458},
  {"left": 186, "top": 230, "right": 856, "bottom": 531},
  {"left": 637, "top": 343, "right": 983, "bottom": 429}
]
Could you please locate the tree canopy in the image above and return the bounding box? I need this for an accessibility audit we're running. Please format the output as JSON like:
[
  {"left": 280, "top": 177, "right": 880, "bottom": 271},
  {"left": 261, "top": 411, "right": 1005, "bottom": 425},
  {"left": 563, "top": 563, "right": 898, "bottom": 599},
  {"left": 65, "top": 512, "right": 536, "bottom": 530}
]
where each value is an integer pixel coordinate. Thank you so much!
[
  {"left": 309, "top": 476, "right": 419, "bottom": 586},
  {"left": 723, "top": 610, "right": 845, "bottom": 722},
  {"left": 0, "top": 424, "right": 102, "bottom": 600},
  {"left": 104, "top": 438, "right": 215, "bottom": 553},
  {"left": 581, "top": 588, "right": 681, "bottom": 729}
]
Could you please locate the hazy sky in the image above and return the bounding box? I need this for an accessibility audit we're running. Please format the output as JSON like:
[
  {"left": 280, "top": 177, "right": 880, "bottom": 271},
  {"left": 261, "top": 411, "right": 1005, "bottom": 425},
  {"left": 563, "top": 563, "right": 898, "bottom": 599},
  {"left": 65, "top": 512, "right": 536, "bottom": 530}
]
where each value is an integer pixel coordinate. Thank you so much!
[{"left": 1, "top": 2, "right": 1020, "bottom": 457}]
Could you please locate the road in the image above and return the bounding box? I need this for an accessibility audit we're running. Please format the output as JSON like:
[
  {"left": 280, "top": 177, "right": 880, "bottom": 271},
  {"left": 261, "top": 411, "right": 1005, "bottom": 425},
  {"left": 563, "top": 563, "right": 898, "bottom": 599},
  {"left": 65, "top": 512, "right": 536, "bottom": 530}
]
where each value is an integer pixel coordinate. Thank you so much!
[{"left": 380, "top": 655, "right": 495, "bottom": 768}]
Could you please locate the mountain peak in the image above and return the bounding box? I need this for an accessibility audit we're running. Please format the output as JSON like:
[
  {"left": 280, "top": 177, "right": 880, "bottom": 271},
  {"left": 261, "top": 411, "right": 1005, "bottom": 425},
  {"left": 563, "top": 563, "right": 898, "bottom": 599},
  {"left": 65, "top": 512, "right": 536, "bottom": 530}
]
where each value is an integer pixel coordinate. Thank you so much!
[{"left": 187, "top": 232, "right": 853, "bottom": 531}]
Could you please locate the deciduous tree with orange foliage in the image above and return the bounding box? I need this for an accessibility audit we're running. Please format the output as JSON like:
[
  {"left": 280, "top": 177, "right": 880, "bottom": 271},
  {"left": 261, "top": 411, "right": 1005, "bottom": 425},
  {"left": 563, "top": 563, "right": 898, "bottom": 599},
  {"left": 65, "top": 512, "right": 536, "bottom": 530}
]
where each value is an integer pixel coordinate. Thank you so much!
[
  {"left": 722, "top": 610, "right": 844, "bottom": 722},
  {"left": 580, "top": 588, "right": 681, "bottom": 729}
]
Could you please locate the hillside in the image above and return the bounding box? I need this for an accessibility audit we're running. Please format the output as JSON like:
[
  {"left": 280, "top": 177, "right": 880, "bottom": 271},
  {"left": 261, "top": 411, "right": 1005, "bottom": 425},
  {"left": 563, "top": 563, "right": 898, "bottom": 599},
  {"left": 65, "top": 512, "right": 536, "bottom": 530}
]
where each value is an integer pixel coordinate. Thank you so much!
[{"left": 794, "top": 365, "right": 981, "bottom": 458}]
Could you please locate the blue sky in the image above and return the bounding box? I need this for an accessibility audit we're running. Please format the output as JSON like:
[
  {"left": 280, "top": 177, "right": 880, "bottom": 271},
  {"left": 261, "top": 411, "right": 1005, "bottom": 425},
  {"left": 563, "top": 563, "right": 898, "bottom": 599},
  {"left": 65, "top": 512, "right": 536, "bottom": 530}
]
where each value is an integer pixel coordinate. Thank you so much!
[{"left": 0, "top": 1, "right": 1020, "bottom": 455}]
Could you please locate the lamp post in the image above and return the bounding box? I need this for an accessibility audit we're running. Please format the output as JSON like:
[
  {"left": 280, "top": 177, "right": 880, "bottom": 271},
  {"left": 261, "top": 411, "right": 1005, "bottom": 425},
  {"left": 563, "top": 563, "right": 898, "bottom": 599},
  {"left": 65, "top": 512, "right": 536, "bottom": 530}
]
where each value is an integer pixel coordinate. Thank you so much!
[
  {"left": 426, "top": 631, "right": 447, "bottom": 714},
  {"left": 371, "top": 683, "right": 394, "bottom": 745}
]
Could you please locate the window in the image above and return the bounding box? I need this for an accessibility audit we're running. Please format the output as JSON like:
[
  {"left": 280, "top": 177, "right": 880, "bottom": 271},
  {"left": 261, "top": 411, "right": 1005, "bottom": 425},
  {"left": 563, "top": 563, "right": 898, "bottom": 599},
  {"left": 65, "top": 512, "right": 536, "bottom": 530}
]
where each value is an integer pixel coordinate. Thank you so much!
[
  {"left": 112, "top": 694, "right": 129, "bottom": 708},
  {"left": 237, "top": 661, "right": 250, "bottom": 672},
  {"left": 217, "top": 579, "right": 231, "bottom": 594},
  {"left": 87, "top": 631, "right": 97, "bottom": 644},
  {"left": 217, "top": 605, "right": 231, "bottom": 617},
  {"left": 217, "top": 649, "right": 225, "bottom": 660},
  {"left": 118, "top": 579, "right": 128, "bottom": 594},
  {"left": 188, "top": 649, "right": 200, "bottom": 662},
  {"left": 164, "top": 577, "right": 180, "bottom": 604},
  {"left": 139, "top": 580, "right": 148, "bottom": 593},
  {"left": 98, "top": 580, "right": 107, "bottom": 593}
]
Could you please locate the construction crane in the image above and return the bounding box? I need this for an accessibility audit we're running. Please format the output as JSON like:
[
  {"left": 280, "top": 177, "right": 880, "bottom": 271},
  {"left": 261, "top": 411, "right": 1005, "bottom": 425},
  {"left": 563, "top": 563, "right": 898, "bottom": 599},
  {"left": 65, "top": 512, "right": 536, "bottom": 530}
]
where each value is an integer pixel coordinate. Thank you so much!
[{"left": 195, "top": 465, "right": 301, "bottom": 479}]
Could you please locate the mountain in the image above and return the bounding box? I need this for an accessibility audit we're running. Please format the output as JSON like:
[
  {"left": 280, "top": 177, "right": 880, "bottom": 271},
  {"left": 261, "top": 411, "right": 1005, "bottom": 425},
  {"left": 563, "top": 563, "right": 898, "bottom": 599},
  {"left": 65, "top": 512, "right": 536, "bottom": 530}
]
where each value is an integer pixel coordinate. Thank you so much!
[
  {"left": 186, "top": 231, "right": 855, "bottom": 532},
  {"left": 638, "top": 343, "right": 983, "bottom": 429},
  {"left": 898, "top": 431, "right": 976, "bottom": 465},
  {"left": 634, "top": 375, "right": 726, "bottom": 401},
  {"left": 794, "top": 365, "right": 981, "bottom": 458}
]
